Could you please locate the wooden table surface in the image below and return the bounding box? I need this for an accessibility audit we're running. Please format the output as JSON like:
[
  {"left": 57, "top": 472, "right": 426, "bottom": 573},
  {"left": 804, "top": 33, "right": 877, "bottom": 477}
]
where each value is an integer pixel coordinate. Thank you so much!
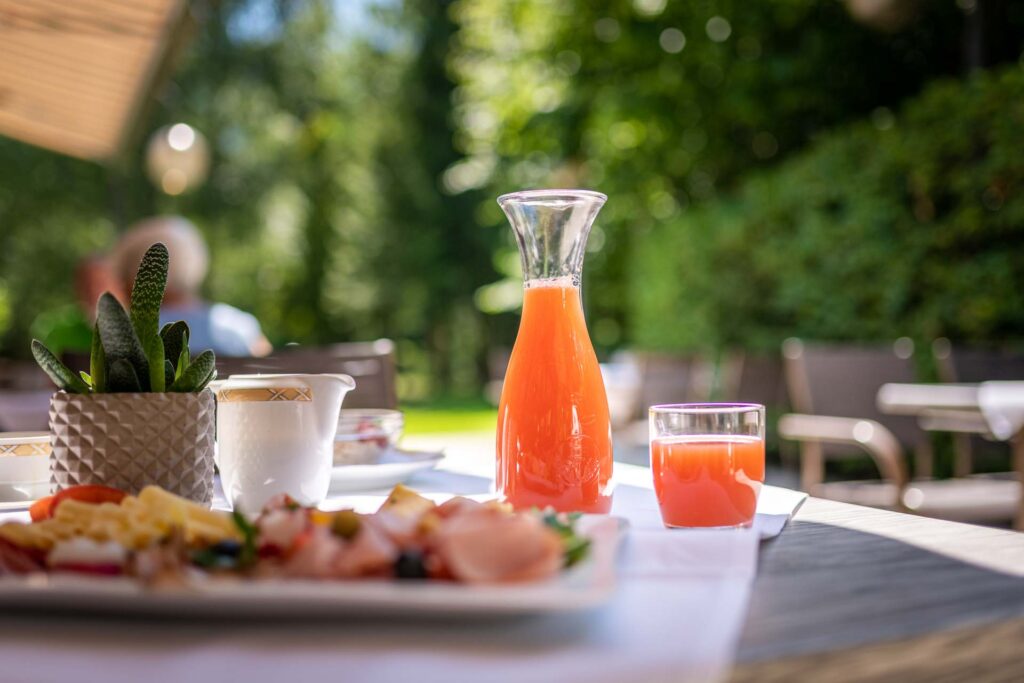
[{"left": 734, "top": 497, "right": 1024, "bottom": 681}]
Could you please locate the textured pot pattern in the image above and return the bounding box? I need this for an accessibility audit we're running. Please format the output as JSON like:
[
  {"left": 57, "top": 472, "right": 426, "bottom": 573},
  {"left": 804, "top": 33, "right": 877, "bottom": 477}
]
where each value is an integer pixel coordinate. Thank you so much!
[{"left": 49, "top": 391, "right": 216, "bottom": 504}]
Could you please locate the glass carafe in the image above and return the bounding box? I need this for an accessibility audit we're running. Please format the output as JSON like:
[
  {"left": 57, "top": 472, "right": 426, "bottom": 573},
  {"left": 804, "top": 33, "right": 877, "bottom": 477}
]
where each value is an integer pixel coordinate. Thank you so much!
[{"left": 496, "top": 189, "right": 613, "bottom": 513}]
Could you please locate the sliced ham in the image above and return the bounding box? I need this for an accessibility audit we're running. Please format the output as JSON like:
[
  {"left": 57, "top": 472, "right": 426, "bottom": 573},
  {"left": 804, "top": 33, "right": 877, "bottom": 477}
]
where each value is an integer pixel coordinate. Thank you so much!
[
  {"left": 283, "top": 527, "right": 345, "bottom": 579},
  {"left": 371, "top": 509, "right": 420, "bottom": 545},
  {"left": 432, "top": 508, "right": 563, "bottom": 584},
  {"left": 332, "top": 516, "right": 398, "bottom": 577},
  {"left": 436, "top": 496, "right": 483, "bottom": 518}
]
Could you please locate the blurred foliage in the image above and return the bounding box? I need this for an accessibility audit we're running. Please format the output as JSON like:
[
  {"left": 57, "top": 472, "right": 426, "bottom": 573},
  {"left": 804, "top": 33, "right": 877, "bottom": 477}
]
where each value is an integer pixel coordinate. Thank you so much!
[
  {"left": 150, "top": 0, "right": 391, "bottom": 347},
  {"left": 1, "top": 0, "right": 1023, "bottom": 396},
  {"left": 632, "top": 66, "right": 1024, "bottom": 350},
  {"left": 0, "top": 144, "right": 114, "bottom": 355},
  {"left": 450, "top": 0, "right": 973, "bottom": 352},
  {"left": 0, "top": 0, "right": 499, "bottom": 398}
]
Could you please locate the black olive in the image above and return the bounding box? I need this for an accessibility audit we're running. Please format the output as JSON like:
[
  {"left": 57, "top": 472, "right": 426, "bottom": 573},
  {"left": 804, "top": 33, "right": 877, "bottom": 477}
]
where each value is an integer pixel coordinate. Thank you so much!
[
  {"left": 394, "top": 550, "right": 428, "bottom": 579},
  {"left": 211, "top": 540, "right": 242, "bottom": 557}
]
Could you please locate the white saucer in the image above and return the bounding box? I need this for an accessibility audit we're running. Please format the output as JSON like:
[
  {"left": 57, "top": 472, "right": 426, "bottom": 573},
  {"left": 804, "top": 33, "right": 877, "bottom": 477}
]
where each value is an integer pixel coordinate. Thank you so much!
[
  {"left": 0, "top": 481, "right": 49, "bottom": 506},
  {"left": 329, "top": 448, "right": 445, "bottom": 493}
]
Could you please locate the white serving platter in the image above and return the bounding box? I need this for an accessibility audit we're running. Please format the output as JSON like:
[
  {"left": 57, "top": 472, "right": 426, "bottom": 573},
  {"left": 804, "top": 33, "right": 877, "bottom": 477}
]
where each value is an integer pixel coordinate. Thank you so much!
[
  {"left": 0, "top": 515, "right": 622, "bottom": 619},
  {"left": 329, "top": 448, "right": 445, "bottom": 493}
]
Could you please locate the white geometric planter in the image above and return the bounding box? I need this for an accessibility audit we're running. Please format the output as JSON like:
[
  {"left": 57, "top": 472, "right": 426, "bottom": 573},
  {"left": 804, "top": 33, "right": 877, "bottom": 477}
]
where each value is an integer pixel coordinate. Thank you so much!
[{"left": 49, "top": 390, "right": 216, "bottom": 505}]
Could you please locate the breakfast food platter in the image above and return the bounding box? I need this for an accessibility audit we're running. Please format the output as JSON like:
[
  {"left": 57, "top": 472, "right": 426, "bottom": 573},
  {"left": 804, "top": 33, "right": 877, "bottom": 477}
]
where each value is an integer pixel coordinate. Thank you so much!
[
  {"left": 0, "top": 520, "right": 620, "bottom": 619},
  {"left": 0, "top": 484, "right": 622, "bottom": 619}
]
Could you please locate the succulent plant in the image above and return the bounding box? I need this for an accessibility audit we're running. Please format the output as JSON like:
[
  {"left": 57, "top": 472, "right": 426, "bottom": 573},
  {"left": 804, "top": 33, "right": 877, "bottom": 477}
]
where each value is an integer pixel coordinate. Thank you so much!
[{"left": 32, "top": 243, "right": 217, "bottom": 394}]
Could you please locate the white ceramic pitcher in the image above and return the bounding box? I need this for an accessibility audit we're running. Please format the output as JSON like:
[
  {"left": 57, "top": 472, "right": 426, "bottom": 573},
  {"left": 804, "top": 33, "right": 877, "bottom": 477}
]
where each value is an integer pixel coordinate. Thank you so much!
[{"left": 214, "top": 373, "right": 355, "bottom": 513}]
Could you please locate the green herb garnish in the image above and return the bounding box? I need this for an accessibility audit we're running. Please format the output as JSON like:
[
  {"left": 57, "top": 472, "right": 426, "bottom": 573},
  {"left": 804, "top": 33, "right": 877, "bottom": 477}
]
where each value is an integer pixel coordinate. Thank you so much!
[
  {"left": 542, "top": 511, "right": 591, "bottom": 568},
  {"left": 231, "top": 510, "right": 259, "bottom": 567}
]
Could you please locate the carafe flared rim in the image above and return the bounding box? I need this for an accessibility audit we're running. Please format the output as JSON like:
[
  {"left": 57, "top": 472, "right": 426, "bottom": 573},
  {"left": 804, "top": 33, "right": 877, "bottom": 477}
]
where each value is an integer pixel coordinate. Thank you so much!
[{"left": 497, "top": 189, "right": 607, "bottom": 207}]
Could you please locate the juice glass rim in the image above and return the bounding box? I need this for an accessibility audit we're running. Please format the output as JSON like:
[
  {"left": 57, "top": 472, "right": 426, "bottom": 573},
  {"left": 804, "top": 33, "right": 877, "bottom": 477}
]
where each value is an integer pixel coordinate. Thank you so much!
[{"left": 650, "top": 403, "right": 764, "bottom": 414}]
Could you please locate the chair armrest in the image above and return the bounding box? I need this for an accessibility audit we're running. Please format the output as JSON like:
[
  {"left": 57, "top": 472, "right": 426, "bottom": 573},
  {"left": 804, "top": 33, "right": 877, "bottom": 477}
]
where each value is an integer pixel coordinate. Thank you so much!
[
  {"left": 916, "top": 409, "right": 992, "bottom": 436},
  {"left": 779, "top": 414, "right": 908, "bottom": 489}
]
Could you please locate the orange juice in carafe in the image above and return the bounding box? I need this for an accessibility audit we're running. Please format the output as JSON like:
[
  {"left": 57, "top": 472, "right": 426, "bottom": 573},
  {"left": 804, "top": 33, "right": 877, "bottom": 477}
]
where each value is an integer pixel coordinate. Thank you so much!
[{"left": 495, "top": 191, "right": 613, "bottom": 513}]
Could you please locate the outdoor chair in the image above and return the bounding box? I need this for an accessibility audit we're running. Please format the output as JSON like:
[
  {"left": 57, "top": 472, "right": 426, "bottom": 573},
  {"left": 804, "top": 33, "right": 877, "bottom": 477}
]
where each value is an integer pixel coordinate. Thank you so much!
[
  {"left": 615, "top": 352, "right": 715, "bottom": 450},
  {"left": 717, "top": 350, "right": 787, "bottom": 456},
  {"left": 216, "top": 339, "right": 398, "bottom": 409},
  {"left": 0, "top": 358, "right": 55, "bottom": 431},
  {"left": 779, "top": 338, "right": 1019, "bottom": 524},
  {"left": 932, "top": 339, "right": 1024, "bottom": 476},
  {"left": 633, "top": 352, "right": 715, "bottom": 415},
  {"left": 484, "top": 347, "right": 512, "bottom": 406},
  {"left": 0, "top": 358, "right": 53, "bottom": 391},
  {"left": 716, "top": 351, "right": 786, "bottom": 408}
]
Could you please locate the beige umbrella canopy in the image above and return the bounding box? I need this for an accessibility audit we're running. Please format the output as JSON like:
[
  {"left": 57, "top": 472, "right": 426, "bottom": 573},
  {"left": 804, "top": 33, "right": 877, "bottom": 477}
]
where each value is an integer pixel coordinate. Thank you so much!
[{"left": 0, "top": 0, "right": 192, "bottom": 162}]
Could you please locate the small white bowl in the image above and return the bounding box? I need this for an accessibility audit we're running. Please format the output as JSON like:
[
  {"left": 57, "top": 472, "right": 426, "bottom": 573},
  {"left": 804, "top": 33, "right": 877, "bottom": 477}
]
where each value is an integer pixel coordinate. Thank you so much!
[
  {"left": 334, "top": 409, "right": 404, "bottom": 466},
  {"left": 0, "top": 431, "right": 51, "bottom": 501}
]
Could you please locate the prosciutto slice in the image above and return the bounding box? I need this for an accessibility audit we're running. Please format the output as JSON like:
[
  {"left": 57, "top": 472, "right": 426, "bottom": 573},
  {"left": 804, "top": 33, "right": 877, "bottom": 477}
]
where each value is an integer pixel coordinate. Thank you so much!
[{"left": 432, "top": 508, "right": 563, "bottom": 584}]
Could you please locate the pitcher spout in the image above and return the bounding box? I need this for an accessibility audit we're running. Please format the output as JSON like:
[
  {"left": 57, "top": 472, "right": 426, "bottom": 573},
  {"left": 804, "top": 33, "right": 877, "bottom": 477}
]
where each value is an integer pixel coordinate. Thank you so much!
[{"left": 301, "top": 374, "right": 355, "bottom": 442}]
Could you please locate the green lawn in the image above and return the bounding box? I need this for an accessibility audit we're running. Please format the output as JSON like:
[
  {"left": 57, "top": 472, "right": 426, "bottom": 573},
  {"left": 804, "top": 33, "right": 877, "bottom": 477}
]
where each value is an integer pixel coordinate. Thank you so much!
[{"left": 401, "top": 400, "right": 497, "bottom": 435}]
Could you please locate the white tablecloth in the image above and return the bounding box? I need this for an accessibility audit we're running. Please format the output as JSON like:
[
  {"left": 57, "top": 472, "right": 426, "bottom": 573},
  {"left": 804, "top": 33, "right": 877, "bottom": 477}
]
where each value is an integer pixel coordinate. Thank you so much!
[{"left": 0, "top": 457, "right": 805, "bottom": 683}]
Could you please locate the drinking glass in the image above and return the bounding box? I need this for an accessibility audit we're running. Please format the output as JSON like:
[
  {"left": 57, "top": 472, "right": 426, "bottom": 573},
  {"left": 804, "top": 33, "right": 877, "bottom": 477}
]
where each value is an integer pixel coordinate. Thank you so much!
[{"left": 649, "top": 404, "right": 765, "bottom": 529}]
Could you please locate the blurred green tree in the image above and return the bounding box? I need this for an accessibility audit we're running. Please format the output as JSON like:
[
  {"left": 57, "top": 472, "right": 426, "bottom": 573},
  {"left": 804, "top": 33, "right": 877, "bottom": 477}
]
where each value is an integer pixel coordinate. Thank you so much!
[
  {"left": 2, "top": 0, "right": 1023, "bottom": 398},
  {"left": 631, "top": 66, "right": 1024, "bottom": 350},
  {"left": 450, "top": 0, "right": 996, "bottom": 352}
]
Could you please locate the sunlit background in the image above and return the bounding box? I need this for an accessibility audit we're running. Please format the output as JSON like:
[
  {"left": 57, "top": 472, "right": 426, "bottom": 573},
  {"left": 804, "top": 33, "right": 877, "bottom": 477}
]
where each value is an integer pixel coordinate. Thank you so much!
[{"left": 1, "top": 0, "right": 1022, "bottom": 409}]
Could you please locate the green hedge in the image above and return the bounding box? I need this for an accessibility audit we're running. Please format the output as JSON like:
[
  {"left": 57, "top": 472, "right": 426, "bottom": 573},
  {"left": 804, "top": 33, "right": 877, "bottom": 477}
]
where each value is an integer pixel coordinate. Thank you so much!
[{"left": 631, "top": 66, "right": 1024, "bottom": 351}]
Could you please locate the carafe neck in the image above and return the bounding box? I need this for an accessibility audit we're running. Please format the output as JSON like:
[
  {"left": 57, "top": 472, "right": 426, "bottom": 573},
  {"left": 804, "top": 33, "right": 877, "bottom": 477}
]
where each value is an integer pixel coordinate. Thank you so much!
[{"left": 498, "top": 189, "right": 607, "bottom": 284}]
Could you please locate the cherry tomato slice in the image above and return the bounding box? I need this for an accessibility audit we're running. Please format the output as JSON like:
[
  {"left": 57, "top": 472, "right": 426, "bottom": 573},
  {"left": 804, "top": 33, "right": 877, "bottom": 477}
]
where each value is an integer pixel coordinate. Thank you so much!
[
  {"left": 50, "top": 485, "right": 127, "bottom": 515},
  {"left": 29, "top": 496, "right": 56, "bottom": 522}
]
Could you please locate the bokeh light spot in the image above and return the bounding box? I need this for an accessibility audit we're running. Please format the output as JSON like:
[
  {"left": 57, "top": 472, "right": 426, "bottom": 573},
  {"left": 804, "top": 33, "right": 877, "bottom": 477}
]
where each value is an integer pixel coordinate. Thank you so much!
[
  {"left": 871, "top": 107, "right": 895, "bottom": 130},
  {"left": 659, "top": 28, "right": 686, "bottom": 54},
  {"left": 706, "top": 16, "right": 732, "bottom": 42},
  {"left": 594, "top": 18, "right": 620, "bottom": 43},
  {"left": 167, "top": 123, "right": 196, "bottom": 151},
  {"left": 633, "top": 0, "right": 666, "bottom": 17}
]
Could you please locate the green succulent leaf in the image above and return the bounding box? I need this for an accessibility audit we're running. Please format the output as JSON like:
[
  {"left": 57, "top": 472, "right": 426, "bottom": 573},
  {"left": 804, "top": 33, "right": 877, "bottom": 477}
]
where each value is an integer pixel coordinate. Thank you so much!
[
  {"left": 97, "top": 293, "right": 150, "bottom": 391},
  {"left": 130, "top": 243, "right": 169, "bottom": 392},
  {"left": 107, "top": 358, "right": 142, "bottom": 393},
  {"left": 170, "top": 349, "right": 216, "bottom": 392},
  {"left": 31, "top": 340, "right": 91, "bottom": 394},
  {"left": 196, "top": 366, "right": 217, "bottom": 392},
  {"left": 78, "top": 371, "right": 93, "bottom": 388},
  {"left": 176, "top": 330, "right": 190, "bottom": 379},
  {"left": 144, "top": 335, "right": 166, "bottom": 392},
  {"left": 160, "top": 321, "right": 189, "bottom": 377},
  {"left": 164, "top": 359, "right": 176, "bottom": 388},
  {"left": 89, "top": 321, "right": 106, "bottom": 393},
  {"left": 130, "top": 243, "right": 169, "bottom": 345}
]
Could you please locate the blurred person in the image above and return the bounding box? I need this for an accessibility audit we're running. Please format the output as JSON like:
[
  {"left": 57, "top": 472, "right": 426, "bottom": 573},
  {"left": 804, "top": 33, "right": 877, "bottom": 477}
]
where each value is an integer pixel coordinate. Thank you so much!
[
  {"left": 30, "top": 254, "right": 124, "bottom": 356},
  {"left": 111, "top": 216, "right": 271, "bottom": 357},
  {"left": 76, "top": 253, "right": 123, "bottom": 315}
]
